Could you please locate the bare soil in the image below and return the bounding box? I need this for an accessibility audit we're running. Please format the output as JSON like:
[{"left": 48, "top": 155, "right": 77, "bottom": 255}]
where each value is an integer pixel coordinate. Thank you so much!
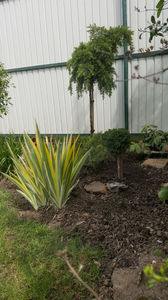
[{"left": 1, "top": 153, "right": 168, "bottom": 299}]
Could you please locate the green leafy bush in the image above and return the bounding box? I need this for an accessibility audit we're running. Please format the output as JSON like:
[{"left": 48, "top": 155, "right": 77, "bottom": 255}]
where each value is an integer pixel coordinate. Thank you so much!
[
  {"left": 130, "top": 140, "right": 147, "bottom": 154},
  {"left": 102, "top": 129, "right": 131, "bottom": 157},
  {"left": 78, "top": 133, "right": 111, "bottom": 169},
  {"left": 102, "top": 129, "right": 131, "bottom": 180},
  {"left": 144, "top": 259, "right": 168, "bottom": 287},
  {"left": 130, "top": 125, "right": 168, "bottom": 154},
  {"left": 142, "top": 125, "right": 168, "bottom": 151},
  {"left": 5, "top": 124, "right": 90, "bottom": 210},
  {"left": 0, "top": 135, "right": 22, "bottom": 173}
]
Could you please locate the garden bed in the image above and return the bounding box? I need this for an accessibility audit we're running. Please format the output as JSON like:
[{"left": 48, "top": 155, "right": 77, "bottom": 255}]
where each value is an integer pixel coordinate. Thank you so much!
[{"left": 1, "top": 153, "right": 168, "bottom": 299}]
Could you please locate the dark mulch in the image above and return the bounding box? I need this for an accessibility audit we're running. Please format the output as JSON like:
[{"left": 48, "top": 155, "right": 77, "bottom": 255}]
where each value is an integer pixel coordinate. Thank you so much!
[{"left": 1, "top": 153, "right": 168, "bottom": 299}]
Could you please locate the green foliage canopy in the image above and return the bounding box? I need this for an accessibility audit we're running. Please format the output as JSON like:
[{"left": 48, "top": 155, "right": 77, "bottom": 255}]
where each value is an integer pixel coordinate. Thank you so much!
[
  {"left": 141, "top": 124, "right": 168, "bottom": 151},
  {"left": 78, "top": 133, "right": 111, "bottom": 168},
  {"left": 102, "top": 128, "right": 131, "bottom": 157},
  {"left": 0, "top": 62, "right": 12, "bottom": 117},
  {"left": 67, "top": 24, "right": 133, "bottom": 98},
  {"left": 102, "top": 128, "right": 131, "bottom": 156}
]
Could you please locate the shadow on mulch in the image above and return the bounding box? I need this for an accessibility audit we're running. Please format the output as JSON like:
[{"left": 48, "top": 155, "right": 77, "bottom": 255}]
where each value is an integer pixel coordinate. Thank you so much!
[{"left": 1, "top": 153, "right": 168, "bottom": 299}]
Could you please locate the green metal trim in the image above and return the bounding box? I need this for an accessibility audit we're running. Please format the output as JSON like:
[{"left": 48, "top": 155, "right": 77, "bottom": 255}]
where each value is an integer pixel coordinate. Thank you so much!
[
  {"left": 7, "top": 62, "right": 66, "bottom": 73},
  {"left": 6, "top": 49, "right": 168, "bottom": 73},
  {"left": 122, "top": 0, "right": 129, "bottom": 130},
  {"left": 130, "top": 49, "right": 168, "bottom": 59},
  {"left": 0, "top": 132, "right": 144, "bottom": 136}
]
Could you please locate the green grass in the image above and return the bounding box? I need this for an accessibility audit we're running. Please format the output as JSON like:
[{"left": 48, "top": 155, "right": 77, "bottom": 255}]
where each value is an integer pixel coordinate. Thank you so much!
[
  {"left": 0, "top": 134, "right": 23, "bottom": 173},
  {"left": 0, "top": 189, "right": 103, "bottom": 300}
]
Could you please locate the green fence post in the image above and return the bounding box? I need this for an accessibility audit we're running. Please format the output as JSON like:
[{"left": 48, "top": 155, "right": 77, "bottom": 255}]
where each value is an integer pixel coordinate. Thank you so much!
[{"left": 122, "top": 0, "right": 129, "bottom": 130}]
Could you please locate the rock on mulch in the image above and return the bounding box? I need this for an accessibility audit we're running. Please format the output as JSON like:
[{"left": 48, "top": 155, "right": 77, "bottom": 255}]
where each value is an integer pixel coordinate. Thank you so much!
[
  {"left": 142, "top": 158, "right": 168, "bottom": 168},
  {"left": 84, "top": 181, "right": 107, "bottom": 194}
]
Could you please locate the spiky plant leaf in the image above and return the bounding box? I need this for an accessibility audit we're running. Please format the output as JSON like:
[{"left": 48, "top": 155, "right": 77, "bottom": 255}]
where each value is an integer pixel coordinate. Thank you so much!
[{"left": 3, "top": 123, "right": 90, "bottom": 210}]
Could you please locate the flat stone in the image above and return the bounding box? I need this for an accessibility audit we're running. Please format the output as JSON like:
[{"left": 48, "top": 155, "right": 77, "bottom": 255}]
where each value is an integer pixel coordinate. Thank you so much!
[
  {"left": 142, "top": 158, "right": 168, "bottom": 169},
  {"left": 84, "top": 181, "right": 107, "bottom": 194}
]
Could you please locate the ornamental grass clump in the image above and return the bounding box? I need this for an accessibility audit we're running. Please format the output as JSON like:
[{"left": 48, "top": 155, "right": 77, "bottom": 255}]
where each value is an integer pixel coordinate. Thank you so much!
[
  {"left": 4, "top": 123, "right": 90, "bottom": 210},
  {"left": 102, "top": 128, "right": 131, "bottom": 180}
]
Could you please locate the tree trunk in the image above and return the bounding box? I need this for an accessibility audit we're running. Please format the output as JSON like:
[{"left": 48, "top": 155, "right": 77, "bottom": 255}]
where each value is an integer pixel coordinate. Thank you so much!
[
  {"left": 89, "top": 83, "right": 94, "bottom": 137},
  {"left": 117, "top": 154, "right": 123, "bottom": 180}
]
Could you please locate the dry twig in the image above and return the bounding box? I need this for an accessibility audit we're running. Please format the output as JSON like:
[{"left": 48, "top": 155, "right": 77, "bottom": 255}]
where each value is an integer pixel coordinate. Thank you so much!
[{"left": 58, "top": 249, "right": 100, "bottom": 300}]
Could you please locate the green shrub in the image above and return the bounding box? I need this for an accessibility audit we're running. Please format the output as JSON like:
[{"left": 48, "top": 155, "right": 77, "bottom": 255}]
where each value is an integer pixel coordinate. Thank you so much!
[
  {"left": 130, "top": 140, "right": 147, "bottom": 154},
  {"left": 5, "top": 124, "right": 90, "bottom": 210},
  {"left": 102, "top": 128, "right": 131, "bottom": 157},
  {"left": 102, "top": 128, "right": 131, "bottom": 180},
  {"left": 79, "top": 133, "right": 111, "bottom": 168},
  {"left": 0, "top": 135, "right": 22, "bottom": 173},
  {"left": 130, "top": 125, "right": 168, "bottom": 154},
  {"left": 144, "top": 259, "right": 168, "bottom": 287},
  {"left": 142, "top": 124, "right": 168, "bottom": 151}
]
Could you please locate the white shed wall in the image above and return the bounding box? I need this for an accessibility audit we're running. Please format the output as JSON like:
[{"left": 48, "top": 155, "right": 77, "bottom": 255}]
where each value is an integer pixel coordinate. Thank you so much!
[
  {"left": 0, "top": 0, "right": 124, "bottom": 134},
  {"left": 0, "top": 0, "right": 168, "bottom": 134},
  {"left": 127, "top": 0, "right": 168, "bottom": 133},
  {"left": 0, "top": 0, "right": 123, "bottom": 68},
  {"left": 0, "top": 61, "right": 124, "bottom": 134}
]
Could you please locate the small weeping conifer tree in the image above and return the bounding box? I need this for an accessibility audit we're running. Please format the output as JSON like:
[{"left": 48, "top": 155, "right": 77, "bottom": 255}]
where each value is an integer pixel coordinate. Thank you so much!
[{"left": 67, "top": 24, "right": 133, "bottom": 136}]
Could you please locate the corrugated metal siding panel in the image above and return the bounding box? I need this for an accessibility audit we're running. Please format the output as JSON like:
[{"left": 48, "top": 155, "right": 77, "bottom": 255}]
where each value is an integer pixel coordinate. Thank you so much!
[
  {"left": 0, "top": 0, "right": 123, "bottom": 69},
  {"left": 2, "top": 0, "right": 168, "bottom": 134},
  {"left": 162, "top": 55, "right": 168, "bottom": 131},
  {"left": 128, "top": 0, "right": 168, "bottom": 133},
  {"left": 0, "top": 62, "right": 123, "bottom": 134},
  {"left": 0, "top": 0, "right": 124, "bottom": 134},
  {"left": 127, "top": 0, "right": 165, "bottom": 52},
  {"left": 128, "top": 55, "right": 168, "bottom": 133}
]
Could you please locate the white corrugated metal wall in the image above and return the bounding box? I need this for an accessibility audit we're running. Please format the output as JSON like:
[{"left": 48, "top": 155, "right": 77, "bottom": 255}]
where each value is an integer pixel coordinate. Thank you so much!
[
  {"left": 127, "top": 0, "right": 168, "bottom": 133},
  {"left": 0, "top": 0, "right": 124, "bottom": 134},
  {"left": 0, "top": 0, "right": 168, "bottom": 134}
]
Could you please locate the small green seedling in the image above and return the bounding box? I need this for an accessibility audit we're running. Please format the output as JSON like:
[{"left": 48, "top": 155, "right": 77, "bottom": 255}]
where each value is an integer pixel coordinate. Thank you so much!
[
  {"left": 144, "top": 259, "right": 168, "bottom": 287},
  {"left": 158, "top": 186, "right": 168, "bottom": 204}
]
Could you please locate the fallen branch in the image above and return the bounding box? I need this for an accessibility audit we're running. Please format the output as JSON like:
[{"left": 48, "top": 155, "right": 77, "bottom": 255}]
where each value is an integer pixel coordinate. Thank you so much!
[{"left": 58, "top": 249, "right": 100, "bottom": 300}]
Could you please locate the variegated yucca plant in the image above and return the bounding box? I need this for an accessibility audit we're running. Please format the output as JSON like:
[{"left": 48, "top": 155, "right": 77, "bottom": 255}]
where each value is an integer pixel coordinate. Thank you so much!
[{"left": 4, "top": 124, "right": 90, "bottom": 210}]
